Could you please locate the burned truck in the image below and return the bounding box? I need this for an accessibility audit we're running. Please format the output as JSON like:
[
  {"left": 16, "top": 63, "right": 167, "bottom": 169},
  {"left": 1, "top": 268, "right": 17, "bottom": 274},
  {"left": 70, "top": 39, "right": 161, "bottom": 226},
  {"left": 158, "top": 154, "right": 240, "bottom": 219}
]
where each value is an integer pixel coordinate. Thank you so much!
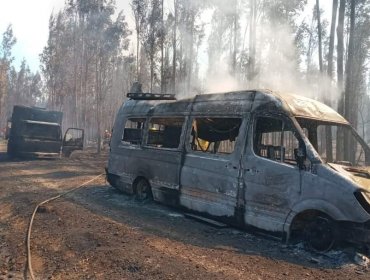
[
  {"left": 106, "top": 89, "right": 370, "bottom": 251},
  {"left": 7, "top": 105, "right": 84, "bottom": 158}
]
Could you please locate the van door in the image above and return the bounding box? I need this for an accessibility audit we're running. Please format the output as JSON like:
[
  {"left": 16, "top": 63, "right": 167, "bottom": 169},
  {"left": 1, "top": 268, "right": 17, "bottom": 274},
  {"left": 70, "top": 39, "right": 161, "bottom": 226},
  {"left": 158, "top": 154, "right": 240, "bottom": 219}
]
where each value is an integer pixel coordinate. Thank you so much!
[
  {"left": 180, "top": 117, "right": 245, "bottom": 220},
  {"left": 141, "top": 117, "right": 186, "bottom": 205},
  {"left": 62, "top": 128, "right": 84, "bottom": 157},
  {"left": 243, "top": 115, "right": 302, "bottom": 232}
]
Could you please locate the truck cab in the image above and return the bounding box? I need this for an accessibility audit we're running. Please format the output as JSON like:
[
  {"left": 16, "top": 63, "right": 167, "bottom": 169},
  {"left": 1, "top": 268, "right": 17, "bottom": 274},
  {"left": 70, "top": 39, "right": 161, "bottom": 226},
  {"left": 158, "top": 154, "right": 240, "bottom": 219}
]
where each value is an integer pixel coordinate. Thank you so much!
[{"left": 7, "top": 105, "right": 84, "bottom": 158}]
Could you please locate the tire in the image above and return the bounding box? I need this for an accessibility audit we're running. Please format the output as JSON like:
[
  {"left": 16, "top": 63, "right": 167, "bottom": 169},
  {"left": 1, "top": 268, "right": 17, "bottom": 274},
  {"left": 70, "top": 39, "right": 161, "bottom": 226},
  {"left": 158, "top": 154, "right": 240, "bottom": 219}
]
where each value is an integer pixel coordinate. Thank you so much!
[
  {"left": 135, "top": 179, "right": 152, "bottom": 202},
  {"left": 7, "top": 141, "right": 15, "bottom": 159},
  {"left": 303, "top": 216, "right": 335, "bottom": 252}
]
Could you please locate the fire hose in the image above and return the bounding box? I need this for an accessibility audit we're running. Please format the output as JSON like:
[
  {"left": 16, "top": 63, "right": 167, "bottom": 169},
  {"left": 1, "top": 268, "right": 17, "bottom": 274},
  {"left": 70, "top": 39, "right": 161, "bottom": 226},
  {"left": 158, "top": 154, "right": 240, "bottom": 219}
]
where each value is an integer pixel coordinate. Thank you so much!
[{"left": 26, "top": 173, "right": 105, "bottom": 280}]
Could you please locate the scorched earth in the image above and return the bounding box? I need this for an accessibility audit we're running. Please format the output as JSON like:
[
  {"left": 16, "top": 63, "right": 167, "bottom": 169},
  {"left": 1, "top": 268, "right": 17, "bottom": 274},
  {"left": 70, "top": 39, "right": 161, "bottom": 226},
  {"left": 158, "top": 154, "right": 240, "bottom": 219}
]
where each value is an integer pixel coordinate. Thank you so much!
[{"left": 0, "top": 140, "right": 369, "bottom": 280}]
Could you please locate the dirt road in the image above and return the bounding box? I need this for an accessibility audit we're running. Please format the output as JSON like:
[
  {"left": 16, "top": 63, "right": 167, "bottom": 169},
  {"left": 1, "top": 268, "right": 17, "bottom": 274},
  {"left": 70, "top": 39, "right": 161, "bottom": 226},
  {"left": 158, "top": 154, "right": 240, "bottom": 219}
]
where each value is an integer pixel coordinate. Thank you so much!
[{"left": 0, "top": 140, "right": 369, "bottom": 279}]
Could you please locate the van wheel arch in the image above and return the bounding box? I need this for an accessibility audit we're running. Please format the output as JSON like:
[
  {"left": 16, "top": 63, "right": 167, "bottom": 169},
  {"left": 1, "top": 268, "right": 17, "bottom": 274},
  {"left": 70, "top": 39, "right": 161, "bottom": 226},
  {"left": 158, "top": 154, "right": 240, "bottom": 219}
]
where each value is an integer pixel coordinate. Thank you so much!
[
  {"left": 132, "top": 177, "right": 153, "bottom": 202},
  {"left": 290, "top": 210, "right": 336, "bottom": 252}
]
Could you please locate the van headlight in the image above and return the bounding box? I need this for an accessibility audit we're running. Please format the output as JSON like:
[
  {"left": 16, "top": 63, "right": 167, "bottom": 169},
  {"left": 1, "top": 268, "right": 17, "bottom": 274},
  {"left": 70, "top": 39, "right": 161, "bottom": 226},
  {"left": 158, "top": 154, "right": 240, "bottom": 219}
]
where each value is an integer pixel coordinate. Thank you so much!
[{"left": 354, "top": 191, "right": 370, "bottom": 214}]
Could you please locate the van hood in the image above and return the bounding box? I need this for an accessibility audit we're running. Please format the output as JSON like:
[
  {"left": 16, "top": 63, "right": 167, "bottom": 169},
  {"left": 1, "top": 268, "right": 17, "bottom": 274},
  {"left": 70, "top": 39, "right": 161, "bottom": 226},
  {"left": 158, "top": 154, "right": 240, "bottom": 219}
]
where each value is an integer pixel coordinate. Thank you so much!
[{"left": 328, "top": 163, "right": 370, "bottom": 192}]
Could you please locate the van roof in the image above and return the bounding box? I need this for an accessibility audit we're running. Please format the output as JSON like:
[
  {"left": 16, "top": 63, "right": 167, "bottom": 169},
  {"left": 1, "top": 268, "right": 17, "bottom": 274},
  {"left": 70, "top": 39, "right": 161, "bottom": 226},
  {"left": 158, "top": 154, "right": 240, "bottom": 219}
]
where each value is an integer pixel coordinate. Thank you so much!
[
  {"left": 123, "top": 89, "right": 349, "bottom": 125},
  {"left": 266, "top": 90, "right": 349, "bottom": 124}
]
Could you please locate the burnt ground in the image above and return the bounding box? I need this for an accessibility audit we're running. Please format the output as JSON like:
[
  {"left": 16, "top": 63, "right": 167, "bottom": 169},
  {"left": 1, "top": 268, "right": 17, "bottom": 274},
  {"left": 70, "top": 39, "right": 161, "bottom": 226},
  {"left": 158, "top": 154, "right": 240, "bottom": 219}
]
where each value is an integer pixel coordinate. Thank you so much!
[{"left": 0, "top": 140, "right": 369, "bottom": 280}]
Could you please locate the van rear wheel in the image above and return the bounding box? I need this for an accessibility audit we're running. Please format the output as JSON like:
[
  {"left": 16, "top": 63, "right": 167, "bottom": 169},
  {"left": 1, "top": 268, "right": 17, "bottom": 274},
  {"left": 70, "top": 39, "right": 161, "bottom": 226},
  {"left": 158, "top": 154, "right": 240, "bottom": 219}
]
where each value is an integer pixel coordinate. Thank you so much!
[
  {"left": 303, "top": 216, "right": 335, "bottom": 252},
  {"left": 135, "top": 179, "right": 152, "bottom": 202}
]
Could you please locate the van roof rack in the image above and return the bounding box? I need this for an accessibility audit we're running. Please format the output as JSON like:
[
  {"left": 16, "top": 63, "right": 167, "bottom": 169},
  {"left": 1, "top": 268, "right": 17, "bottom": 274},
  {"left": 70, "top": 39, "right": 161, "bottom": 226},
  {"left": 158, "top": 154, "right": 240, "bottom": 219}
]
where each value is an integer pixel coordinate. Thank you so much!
[{"left": 127, "top": 92, "right": 176, "bottom": 100}]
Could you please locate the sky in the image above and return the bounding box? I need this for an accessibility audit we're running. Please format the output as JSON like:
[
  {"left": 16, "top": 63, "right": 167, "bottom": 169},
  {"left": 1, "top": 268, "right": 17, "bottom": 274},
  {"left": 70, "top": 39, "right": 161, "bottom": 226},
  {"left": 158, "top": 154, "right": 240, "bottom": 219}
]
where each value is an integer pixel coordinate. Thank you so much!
[
  {"left": 0, "top": 0, "right": 133, "bottom": 72},
  {"left": 0, "top": 0, "right": 331, "bottom": 73}
]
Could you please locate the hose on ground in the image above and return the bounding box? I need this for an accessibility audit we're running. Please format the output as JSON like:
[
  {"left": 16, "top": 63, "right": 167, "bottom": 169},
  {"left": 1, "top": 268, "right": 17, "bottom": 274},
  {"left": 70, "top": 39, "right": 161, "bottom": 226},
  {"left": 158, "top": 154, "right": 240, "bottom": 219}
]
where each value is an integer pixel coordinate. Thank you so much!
[{"left": 26, "top": 173, "right": 105, "bottom": 280}]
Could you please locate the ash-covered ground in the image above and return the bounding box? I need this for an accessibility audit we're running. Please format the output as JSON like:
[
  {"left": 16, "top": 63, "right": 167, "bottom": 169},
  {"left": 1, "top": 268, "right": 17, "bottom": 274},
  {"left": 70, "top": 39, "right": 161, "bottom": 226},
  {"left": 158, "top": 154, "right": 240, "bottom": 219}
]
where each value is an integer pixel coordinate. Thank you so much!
[{"left": 0, "top": 141, "right": 369, "bottom": 280}]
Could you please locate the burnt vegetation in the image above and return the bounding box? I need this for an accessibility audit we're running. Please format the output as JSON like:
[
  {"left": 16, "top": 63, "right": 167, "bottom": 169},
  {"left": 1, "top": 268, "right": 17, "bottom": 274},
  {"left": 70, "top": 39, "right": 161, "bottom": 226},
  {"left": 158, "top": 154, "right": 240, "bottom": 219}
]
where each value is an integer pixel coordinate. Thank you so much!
[{"left": 0, "top": 0, "right": 369, "bottom": 149}]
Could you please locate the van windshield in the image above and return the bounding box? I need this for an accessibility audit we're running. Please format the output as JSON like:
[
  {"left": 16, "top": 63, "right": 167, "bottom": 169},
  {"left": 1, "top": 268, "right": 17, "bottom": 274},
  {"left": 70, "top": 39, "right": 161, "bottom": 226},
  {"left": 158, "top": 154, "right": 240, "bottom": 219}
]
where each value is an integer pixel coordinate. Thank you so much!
[
  {"left": 19, "top": 122, "right": 61, "bottom": 141},
  {"left": 296, "top": 118, "right": 370, "bottom": 167}
]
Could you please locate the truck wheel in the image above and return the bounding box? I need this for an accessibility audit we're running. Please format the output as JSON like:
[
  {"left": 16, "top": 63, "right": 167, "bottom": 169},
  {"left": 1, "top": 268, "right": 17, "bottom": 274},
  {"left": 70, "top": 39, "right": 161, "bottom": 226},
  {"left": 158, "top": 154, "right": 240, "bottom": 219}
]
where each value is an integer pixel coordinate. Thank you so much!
[
  {"left": 7, "top": 143, "right": 15, "bottom": 159},
  {"left": 303, "top": 216, "right": 335, "bottom": 252},
  {"left": 135, "top": 179, "right": 152, "bottom": 202}
]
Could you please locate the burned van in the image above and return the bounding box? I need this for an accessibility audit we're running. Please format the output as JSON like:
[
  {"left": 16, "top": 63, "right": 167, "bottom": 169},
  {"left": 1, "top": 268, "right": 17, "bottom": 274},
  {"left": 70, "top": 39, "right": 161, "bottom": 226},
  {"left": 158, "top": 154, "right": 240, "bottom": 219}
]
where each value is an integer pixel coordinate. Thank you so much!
[
  {"left": 106, "top": 89, "right": 370, "bottom": 251},
  {"left": 7, "top": 105, "right": 84, "bottom": 158}
]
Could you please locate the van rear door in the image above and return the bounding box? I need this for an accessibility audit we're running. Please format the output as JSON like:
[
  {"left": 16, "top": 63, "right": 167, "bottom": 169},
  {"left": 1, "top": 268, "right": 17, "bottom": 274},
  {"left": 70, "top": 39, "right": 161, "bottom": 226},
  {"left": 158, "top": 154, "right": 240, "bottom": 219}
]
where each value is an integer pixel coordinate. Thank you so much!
[{"left": 62, "top": 128, "right": 84, "bottom": 157}]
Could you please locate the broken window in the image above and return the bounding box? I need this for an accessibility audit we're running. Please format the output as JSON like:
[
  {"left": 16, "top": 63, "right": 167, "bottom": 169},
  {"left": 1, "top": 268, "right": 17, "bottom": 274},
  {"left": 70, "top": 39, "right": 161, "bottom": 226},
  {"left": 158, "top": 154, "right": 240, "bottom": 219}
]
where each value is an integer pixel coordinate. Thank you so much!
[
  {"left": 147, "top": 118, "right": 184, "bottom": 149},
  {"left": 64, "top": 128, "right": 83, "bottom": 145},
  {"left": 316, "top": 125, "right": 365, "bottom": 166},
  {"left": 254, "top": 116, "right": 300, "bottom": 165},
  {"left": 297, "top": 117, "right": 367, "bottom": 166},
  {"left": 122, "top": 118, "right": 145, "bottom": 145},
  {"left": 189, "top": 118, "right": 242, "bottom": 155},
  {"left": 20, "top": 121, "right": 61, "bottom": 140}
]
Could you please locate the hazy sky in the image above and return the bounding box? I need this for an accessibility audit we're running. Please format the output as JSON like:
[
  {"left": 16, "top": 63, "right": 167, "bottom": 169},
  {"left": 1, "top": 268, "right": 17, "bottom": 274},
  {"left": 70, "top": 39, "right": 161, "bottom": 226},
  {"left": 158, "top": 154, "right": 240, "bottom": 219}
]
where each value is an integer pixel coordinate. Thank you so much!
[
  {"left": 0, "top": 0, "right": 331, "bottom": 73},
  {"left": 0, "top": 0, "right": 133, "bottom": 72}
]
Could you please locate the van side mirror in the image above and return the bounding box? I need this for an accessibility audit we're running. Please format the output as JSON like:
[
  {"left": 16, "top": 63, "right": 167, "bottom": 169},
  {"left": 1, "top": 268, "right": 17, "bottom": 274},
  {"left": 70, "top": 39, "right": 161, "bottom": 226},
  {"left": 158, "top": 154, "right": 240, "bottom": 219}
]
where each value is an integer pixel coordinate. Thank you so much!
[{"left": 294, "top": 147, "right": 306, "bottom": 170}]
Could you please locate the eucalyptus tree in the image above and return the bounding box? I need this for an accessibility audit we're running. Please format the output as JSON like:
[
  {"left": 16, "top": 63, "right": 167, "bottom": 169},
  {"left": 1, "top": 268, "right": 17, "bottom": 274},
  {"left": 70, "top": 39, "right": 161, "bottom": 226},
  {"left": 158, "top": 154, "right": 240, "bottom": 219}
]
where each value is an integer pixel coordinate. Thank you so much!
[
  {"left": 41, "top": 0, "right": 131, "bottom": 151},
  {"left": 131, "top": 0, "right": 149, "bottom": 82},
  {"left": 0, "top": 25, "right": 16, "bottom": 126},
  {"left": 143, "top": 0, "right": 162, "bottom": 92},
  {"left": 343, "top": 0, "right": 370, "bottom": 159}
]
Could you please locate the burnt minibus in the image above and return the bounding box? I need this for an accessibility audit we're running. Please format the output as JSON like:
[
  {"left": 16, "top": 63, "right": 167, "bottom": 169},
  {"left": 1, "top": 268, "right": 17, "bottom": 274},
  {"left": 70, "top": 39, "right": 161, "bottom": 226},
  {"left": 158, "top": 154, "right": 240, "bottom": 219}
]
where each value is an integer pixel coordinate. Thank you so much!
[{"left": 106, "top": 89, "right": 370, "bottom": 251}]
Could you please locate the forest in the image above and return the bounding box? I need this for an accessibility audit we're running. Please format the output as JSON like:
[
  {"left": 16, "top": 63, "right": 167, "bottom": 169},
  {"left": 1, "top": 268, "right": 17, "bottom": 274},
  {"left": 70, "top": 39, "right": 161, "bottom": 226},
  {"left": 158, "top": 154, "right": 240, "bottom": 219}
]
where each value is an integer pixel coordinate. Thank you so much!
[{"left": 0, "top": 0, "right": 369, "bottom": 151}]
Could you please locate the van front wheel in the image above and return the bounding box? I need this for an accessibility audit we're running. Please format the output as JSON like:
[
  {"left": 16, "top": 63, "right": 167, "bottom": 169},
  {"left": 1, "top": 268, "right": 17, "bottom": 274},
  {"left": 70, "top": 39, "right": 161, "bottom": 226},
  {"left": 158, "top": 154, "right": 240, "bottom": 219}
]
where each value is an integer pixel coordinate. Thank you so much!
[
  {"left": 303, "top": 216, "right": 335, "bottom": 252},
  {"left": 135, "top": 179, "right": 152, "bottom": 202}
]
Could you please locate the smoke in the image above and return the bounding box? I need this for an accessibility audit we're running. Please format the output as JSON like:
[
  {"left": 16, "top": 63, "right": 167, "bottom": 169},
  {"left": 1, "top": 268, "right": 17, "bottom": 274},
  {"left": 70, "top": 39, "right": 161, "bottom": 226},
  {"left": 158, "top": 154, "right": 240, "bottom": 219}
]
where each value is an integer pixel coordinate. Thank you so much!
[
  {"left": 204, "top": 60, "right": 243, "bottom": 93},
  {"left": 199, "top": 6, "right": 340, "bottom": 106},
  {"left": 255, "top": 22, "right": 340, "bottom": 103}
]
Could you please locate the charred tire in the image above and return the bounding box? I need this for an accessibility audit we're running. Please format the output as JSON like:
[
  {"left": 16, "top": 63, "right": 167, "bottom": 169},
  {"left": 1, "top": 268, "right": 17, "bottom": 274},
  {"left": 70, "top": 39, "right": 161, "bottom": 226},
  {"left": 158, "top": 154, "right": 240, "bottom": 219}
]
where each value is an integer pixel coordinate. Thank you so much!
[
  {"left": 134, "top": 179, "right": 152, "bottom": 202},
  {"left": 7, "top": 142, "right": 15, "bottom": 159},
  {"left": 303, "top": 216, "right": 335, "bottom": 252}
]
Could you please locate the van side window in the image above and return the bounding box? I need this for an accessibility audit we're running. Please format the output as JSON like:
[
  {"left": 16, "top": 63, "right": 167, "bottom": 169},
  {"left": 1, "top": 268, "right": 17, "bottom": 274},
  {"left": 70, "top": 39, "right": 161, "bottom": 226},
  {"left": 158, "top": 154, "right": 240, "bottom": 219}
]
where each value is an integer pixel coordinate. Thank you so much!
[
  {"left": 122, "top": 118, "right": 145, "bottom": 145},
  {"left": 147, "top": 118, "right": 184, "bottom": 149},
  {"left": 254, "top": 117, "right": 300, "bottom": 165},
  {"left": 190, "top": 118, "right": 242, "bottom": 155}
]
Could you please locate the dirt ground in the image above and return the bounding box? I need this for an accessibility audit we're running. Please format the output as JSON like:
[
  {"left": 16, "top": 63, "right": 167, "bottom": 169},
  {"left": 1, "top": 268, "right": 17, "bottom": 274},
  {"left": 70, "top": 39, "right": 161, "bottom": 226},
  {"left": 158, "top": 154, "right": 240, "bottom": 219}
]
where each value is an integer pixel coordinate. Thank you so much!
[{"left": 0, "top": 140, "right": 369, "bottom": 280}]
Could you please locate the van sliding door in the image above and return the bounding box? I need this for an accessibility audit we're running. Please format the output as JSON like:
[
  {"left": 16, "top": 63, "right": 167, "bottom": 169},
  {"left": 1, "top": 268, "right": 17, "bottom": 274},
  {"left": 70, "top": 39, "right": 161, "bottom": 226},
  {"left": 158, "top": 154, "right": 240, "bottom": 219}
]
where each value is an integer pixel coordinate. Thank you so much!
[
  {"left": 180, "top": 117, "right": 246, "bottom": 221},
  {"left": 142, "top": 117, "right": 186, "bottom": 206}
]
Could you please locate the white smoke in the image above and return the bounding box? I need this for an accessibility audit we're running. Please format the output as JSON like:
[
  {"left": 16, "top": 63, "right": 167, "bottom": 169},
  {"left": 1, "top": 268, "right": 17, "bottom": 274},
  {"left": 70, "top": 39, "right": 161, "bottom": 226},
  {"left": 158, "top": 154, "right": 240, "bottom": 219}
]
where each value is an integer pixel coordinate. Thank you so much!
[
  {"left": 201, "top": 17, "right": 339, "bottom": 105},
  {"left": 204, "top": 60, "right": 242, "bottom": 93}
]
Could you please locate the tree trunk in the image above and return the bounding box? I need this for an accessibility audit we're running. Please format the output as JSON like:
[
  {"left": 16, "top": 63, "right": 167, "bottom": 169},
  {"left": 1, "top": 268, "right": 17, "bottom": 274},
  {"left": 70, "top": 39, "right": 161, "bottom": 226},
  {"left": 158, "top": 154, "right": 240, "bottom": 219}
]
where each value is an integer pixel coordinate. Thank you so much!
[
  {"left": 172, "top": 0, "right": 177, "bottom": 93},
  {"left": 337, "top": 0, "right": 345, "bottom": 105},
  {"left": 325, "top": 0, "right": 338, "bottom": 163},
  {"left": 306, "top": 14, "right": 315, "bottom": 76},
  {"left": 232, "top": 0, "right": 237, "bottom": 75},
  {"left": 336, "top": 0, "right": 345, "bottom": 161},
  {"left": 96, "top": 53, "right": 102, "bottom": 154},
  {"left": 150, "top": 51, "right": 154, "bottom": 92},
  {"left": 327, "top": 0, "right": 338, "bottom": 80},
  {"left": 136, "top": 27, "right": 140, "bottom": 82},
  {"left": 161, "top": 0, "right": 164, "bottom": 92},
  {"left": 316, "top": 0, "right": 323, "bottom": 73},
  {"left": 344, "top": 0, "right": 357, "bottom": 163},
  {"left": 186, "top": 11, "right": 195, "bottom": 94},
  {"left": 248, "top": 0, "right": 257, "bottom": 84},
  {"left": 314, "top": 0, "right": 334, "bottom": 162}
]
